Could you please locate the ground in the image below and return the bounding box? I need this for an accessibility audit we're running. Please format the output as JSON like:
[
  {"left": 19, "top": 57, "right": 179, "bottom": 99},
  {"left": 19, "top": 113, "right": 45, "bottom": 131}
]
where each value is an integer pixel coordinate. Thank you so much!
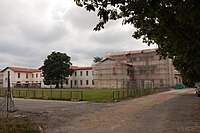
[{"left": 10, "top": 88, "right": 200, "bottom": 133}]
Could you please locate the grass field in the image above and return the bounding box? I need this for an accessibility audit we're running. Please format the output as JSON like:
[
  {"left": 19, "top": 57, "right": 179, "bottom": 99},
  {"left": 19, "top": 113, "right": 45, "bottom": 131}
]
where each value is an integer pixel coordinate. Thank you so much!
[{"left": 0, "top": 88, "right": 170, "bottom": 102}]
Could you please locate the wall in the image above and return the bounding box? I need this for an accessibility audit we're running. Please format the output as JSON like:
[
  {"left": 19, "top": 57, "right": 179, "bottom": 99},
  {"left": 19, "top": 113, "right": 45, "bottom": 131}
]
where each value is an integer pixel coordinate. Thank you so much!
[
  {"left": 2, "top": 68, "right": 43, "bottom": 88},
  {"left": 64, "top": 69, "right": 94, "bottom": 88},
  {"left": 93, "top": 58, "right": 133, "bottom": 89},
  {"left": 108, "top": 50, "right": 177, "bottom": 88}
]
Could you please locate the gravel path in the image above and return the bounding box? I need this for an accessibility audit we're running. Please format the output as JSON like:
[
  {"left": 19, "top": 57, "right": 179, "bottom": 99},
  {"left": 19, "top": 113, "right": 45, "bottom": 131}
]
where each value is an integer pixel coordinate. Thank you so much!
[{"left": 12, "top": 88, "right": 200, "bottom": 133}]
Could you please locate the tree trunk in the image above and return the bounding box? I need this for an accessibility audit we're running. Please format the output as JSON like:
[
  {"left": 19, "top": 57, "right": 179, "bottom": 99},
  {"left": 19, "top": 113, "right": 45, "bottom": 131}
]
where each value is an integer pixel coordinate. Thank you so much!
[
  {"left": 61, "top": 81, "right": 63, "bottom": 88},
  {"left": 56, "top": 82, "right": 59, "bottom": 88}
]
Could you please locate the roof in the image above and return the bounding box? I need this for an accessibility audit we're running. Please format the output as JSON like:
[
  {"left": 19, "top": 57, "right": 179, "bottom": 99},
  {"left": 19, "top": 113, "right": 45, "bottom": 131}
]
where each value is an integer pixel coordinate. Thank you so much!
[
  {"left": 1, "top": 67, "right": 41, "bottom": 73},
  {"left": 100, "top": 58, "right": 132, "bottom": 66},
  {"left": 109, "top": 48, "right": 157, "bottom": 56},
  {"left": 70, "top": 66, "right": 93, "bottom": 70}
]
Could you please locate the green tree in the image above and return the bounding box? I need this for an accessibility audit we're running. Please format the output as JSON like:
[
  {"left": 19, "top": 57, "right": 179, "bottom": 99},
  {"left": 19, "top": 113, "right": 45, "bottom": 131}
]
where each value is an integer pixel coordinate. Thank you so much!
[
  {"left": 93, "top": 56, "right": 103, "bottom": 63},
  {"left": 40, "top": 52, "right": 74, "bottom": 88},
  {"left": 74, "top": 0, "right": 200, "bottom": 81}
]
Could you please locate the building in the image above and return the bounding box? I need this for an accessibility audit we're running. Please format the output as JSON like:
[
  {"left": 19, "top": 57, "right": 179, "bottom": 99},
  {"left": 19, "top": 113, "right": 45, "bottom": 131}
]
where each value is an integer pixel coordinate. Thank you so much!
[
  {"left": 93, "top": 49, "right": 182, "bottom": 89},
  {"left": 2, "top": 67, "right": 43, "bottom": 88},
  {"left": 0, "top": 49, "right": 182, "bottom": 89},
  {"left": 93, "top": 58, "right": 134, "bottom": 88},
  {"left": 64, "top": 66, "right": 94, "bottom": 88}
]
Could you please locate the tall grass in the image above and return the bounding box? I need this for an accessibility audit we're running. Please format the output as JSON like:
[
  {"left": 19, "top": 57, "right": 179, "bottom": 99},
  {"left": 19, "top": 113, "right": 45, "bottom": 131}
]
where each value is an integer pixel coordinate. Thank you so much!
[{"left": 0, "top": 113, "right": 40, "bottom": 133}]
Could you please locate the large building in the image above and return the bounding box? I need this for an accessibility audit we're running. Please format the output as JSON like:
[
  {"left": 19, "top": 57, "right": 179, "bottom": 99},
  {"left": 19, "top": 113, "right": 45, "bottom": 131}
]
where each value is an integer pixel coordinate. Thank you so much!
[
  {"left": 2, "top": 67, "right": 43, "bottom": 88},
  {"left": 93, "top": 49, "right": 182, "bottom": 89}
]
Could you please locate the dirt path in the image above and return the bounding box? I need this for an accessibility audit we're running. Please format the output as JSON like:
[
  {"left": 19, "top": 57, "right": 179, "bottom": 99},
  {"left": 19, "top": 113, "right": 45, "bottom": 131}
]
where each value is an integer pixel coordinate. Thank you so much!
[{"left": 13, "top": 89, "right": 200, "bottom": 133}]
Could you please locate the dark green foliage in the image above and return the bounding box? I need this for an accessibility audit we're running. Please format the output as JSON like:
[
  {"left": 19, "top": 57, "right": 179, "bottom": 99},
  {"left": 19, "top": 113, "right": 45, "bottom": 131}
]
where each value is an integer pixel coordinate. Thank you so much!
[
  {"left": 74, "top": 0, "right": 200, "bottom": 82},
  {"left": 40, "top": 52, "right": 74, "bottom": 88},
  {"left": 93, "top": 56, "right": 103, "bottom": 63}
]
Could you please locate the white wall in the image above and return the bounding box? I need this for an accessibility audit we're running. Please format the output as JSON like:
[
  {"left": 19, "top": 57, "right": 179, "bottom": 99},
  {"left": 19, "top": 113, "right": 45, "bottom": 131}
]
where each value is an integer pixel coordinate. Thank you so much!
[
  {"left": 64, "top": 69, "right": 94, "bottom": 88},
  {"left": 2, "top": 68, "right": 43, "bottom": 88}
]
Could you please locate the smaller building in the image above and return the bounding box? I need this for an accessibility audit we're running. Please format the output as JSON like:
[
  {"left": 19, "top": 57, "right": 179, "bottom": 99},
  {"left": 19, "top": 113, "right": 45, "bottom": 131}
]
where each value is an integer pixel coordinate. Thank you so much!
[
  {"left": 2, "top": 67, "right": 43, "bottom": 88},
  {"left": 64, "top": 66, "right": 94, "bottom": 88}
]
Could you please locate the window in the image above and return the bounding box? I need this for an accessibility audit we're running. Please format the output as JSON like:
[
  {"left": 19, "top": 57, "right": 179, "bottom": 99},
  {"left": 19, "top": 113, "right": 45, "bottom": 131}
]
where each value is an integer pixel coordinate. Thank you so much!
[
  {"left": 80, "top": 71, "right": 82, "bottom": 76},
  {"left": 132, "top": 57, "right": 137, "bottom": 62},
  {"left": 74, "top": 80, "right": 77, "bottom": 85},
  {"left": 26, "top": 73, "right": 28, "bottom": 79},
  {"left": 139, "top": 57, "right": 144, "bottom": 61},
  {"left": 32, "top": 74, "right": 34, "bottom": 78},
  {"left": 160, "top": 79, "right": 164, "bottom": 86},
  {"left": 86, "top": 80, "right": 89, "bottom": 85},
  {"left": 140, "top": 69, "right": 145, "bottom": 74},
  {"left": 80, "top": 80, "right": 83, "bottom": 86},
  {"left": 36, "top": 74, "right": 38, "bottom": 78},
  {"left": 18, "top": 73, "right": 20, "bottom": 78},
  {"left": 151, "top": 68, "right": 155, "bottom": 74},
  {"left": 150, "top": 56, "right": 154, "bottom": 60},
  {"left": 75, "top": 71, "right": 77, "bottom": 76},
  {"left": 92, "top": 80, "right": 94, "bottom": 85},
  {"left": 86, "top": 71, "right": 89, "bottom": 76},
  {"left": 127, "top": 69, "right": 132, "bottom": 76},
  {"left": 66, "top": 80, "right": 68, "bottom": 85},
  {"left": 113, "top": 68, "right": 116, "bottom": 75}
]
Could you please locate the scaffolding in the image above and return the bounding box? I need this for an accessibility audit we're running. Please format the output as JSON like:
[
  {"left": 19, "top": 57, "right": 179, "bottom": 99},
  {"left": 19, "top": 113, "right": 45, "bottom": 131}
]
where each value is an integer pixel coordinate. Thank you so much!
[
  {"left": 93, "top": 58, "right": 134, "bottom": 89},
  {"left": 94, "top": 49, "right": 176, "bottom": 89}
]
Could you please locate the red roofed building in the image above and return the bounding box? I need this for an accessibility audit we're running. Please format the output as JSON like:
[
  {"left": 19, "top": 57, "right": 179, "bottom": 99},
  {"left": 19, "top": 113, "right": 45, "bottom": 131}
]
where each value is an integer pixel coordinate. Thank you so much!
[{"left": 2, "top": 67, "right": 43, "bottom": 88}]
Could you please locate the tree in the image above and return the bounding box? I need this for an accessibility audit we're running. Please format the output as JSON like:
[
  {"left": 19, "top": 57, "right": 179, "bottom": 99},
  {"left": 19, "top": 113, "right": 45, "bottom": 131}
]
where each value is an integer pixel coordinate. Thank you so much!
[
  {"left": 40, "top": 52, "right": 74, "bottom": 88},
  {"left": 74, "top": 0, "right": 200, "bottom": 81},
  {"left": 93, "top": 56, "right": 103, "bottom": 63}
]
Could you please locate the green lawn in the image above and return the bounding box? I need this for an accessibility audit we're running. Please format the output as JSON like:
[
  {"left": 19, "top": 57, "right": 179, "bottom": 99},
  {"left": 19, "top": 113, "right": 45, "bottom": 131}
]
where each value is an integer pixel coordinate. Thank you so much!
[{"left": 0, "top": 88, "right": 170, "bottom": 102}]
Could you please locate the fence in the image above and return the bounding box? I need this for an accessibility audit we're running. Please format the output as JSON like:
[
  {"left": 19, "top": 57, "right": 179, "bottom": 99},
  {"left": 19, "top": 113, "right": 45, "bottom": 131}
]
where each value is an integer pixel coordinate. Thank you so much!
[
  {"left": 0, "top": 88, "right": 170, "bottom": 102},
  {"left": 0, "top": 89, "right": 83, "bottom": 101},
  {"left": 112, "top": 88, "right": 170, "bottom": 100}
]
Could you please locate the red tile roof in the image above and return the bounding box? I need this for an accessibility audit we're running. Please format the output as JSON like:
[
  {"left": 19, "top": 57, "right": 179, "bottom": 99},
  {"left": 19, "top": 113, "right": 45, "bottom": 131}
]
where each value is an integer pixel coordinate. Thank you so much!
[
  {"left": 2, "top": 67, "right": 41, "bottom": 73},
  {"left": 70, "top": 66, "right": 93, "bottom": 70}
]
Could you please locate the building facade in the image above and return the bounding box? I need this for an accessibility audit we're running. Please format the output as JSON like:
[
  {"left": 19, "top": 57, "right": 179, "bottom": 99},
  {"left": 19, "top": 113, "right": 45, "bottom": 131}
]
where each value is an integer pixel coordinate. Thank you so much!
[
  {"left": 64, "top": 66, "right": 94, "bottom": 88},
  {"left": 2, "top": 67, "right": 43, "bottom": 88},
  {"left": 94, "top": 49, "right": 182, "bottom": 89},
  {"left": 93, "top": 58, "right": 134, "bottom": 88}
]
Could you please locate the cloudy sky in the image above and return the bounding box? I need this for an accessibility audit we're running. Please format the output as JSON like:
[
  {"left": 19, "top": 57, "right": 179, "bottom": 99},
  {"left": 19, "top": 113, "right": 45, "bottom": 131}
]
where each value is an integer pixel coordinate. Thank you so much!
[{"left": 0, "top": 0, "right": 157, "bottom": 69}]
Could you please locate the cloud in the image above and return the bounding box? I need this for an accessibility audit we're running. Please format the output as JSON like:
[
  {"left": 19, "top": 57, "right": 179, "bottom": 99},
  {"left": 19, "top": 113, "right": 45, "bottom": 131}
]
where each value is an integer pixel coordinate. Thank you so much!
[
  {"left": 0, "top": 0, "right": 157, "bottom": 69},
  {"left": 64, "top": 6, "right": 98, "bottom": 31}
]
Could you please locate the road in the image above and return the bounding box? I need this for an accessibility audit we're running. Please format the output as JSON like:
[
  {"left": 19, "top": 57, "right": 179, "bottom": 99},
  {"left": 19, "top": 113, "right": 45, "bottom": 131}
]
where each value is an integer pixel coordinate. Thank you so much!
[{"left": 13, "top": 88, "right": 200, "bottom": 133}]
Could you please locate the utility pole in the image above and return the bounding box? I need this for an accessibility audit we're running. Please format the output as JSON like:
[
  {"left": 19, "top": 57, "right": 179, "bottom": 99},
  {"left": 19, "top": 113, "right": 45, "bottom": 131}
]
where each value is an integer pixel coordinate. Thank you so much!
[{"left": 5, "top": 71, "right": 16, "bottom": 112}]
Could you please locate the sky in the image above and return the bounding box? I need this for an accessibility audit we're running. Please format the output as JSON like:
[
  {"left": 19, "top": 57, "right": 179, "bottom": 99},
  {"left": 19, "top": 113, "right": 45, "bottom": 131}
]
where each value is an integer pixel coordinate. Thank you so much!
[{"left": 0, "top": 0, "right": 157, "bottom": 69}]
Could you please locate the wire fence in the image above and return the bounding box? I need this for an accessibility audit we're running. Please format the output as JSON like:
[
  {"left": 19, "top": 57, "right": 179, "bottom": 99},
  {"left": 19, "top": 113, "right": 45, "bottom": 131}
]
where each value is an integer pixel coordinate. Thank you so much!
[
  {"left": 112, "top": 88, "right": 170, "bottom": 100},
  {"left": 0, "top": 89, "right": 83, "bottom": 101},
  {"left": 0, "top": 87, "right": 170, "bottom": 102}
]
